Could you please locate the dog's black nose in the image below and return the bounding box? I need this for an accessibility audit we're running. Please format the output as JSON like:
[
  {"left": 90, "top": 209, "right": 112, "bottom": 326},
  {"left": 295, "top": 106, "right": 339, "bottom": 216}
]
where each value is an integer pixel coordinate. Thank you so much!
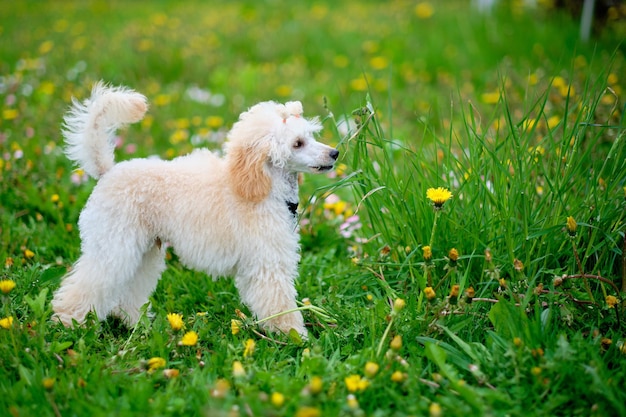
[{"left": 330, "top": 149, "right": 339, "bottom": 160}]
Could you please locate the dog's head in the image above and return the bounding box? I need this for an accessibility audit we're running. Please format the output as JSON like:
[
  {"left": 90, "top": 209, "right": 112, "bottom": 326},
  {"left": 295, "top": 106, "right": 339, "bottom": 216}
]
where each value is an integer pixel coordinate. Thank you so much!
[{"left": 226, "top": 101, "right": 339, "bottom": 202}]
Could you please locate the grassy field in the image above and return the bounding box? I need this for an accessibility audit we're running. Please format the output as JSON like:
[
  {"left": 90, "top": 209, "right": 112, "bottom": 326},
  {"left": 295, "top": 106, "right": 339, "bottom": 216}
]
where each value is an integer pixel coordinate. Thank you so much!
[{"left": 1, "top": 1, "right": 626, "bottom": 416}]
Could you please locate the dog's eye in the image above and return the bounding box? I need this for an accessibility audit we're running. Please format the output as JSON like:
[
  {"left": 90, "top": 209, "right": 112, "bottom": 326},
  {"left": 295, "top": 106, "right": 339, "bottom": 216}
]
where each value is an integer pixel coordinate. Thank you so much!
[{"left": 293, "top": 139, "right": 304, "bottom": 149}]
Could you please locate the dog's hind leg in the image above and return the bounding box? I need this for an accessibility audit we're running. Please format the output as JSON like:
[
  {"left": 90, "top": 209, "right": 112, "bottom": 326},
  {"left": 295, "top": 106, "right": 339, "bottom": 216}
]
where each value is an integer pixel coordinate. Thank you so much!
[
  {"left": 112, "top": 243, "right": 166, "bottom": 325},
  {"left": 52, "top": 235, "right": 149, "bottom": 326}
]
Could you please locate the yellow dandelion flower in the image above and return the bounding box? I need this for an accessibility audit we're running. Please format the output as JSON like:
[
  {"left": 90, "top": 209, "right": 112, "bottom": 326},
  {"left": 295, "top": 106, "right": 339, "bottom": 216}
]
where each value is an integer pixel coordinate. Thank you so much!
[
  {"left": 424, "top": 286, "right": 436, "bottom": 300},
  {"left": 499, "top": 278, "right": 507, "bottom": 288},
  {"left": 24, "top": 249, "right": 35, "bottom": 259},
  {"left": 429, "top": 402, "right": 442, "bottom": 417},
  {"left": 422, "top": 245, "right": 432, "bottom": 261},
  {"left": 426, "top": 187, "right": 452, "bottom": 208},
  {"left": 448, "top": 248, "right": 459, "bottom": 262},
  {"left": 180, "top": 330, "right": 198, "bottom": 346},
  {"left": 295, "top": 406, "right": 321, "bottom": 417},
  {"left": 231, "top": 319, "right": 241, "bottom": 335},
  {"left": 308, "top": 376, "right": 323, "bottom": 394},
  {"left": 566, "top": 216, "right": 577, "bottom": 236},
  {"left": 0, "top": 316, "right": 14, "bottom": 329},
  {"left": 3, "top": 109, "right": 19, "bottom": 120},
  {"left": 415, "top": 2, "right": 434, "bottom": 19},
  {"left": 147, "top": 357, "right": 166, "bottom": 372},
  {"left": 606, "top": 295, "right": 618, "bottom": 309},
  {"left": 513, "top": 337, "right": 523, "bottom": 347},
  {"left": 166, "top": 313, "right": 184, "bottom": 331},
  {"left": 390, "top": 334, "right": 403, "bottom": 351},
  {"left": 481, "top": 91, "right": 500, "bottom": 104},
  {"left": 42, "top": 377, "right": 55, "bottom": 390},
  {"left": 391, "top": 371, "right": 405, "bottom": 383},
  {"left": 364, "top": 361, "right": 379, "bottom": 378},
  {"left": 243, "top": 338, "right": 255, "bottom": 358},
  {"left": 346, "top": 394, "right": 359, "bottom": 409},
  {"left": 271, "top": 392, "right": 285, "bottom": 407},
  {"left": 232, "top": 360, "right": 246, "bottom": 378},
  {"left": 344, "top": 374, "right": 369, "bottom": 392},
  {"left": 0, "top": 279, "right": 16, "bottom": 294}
]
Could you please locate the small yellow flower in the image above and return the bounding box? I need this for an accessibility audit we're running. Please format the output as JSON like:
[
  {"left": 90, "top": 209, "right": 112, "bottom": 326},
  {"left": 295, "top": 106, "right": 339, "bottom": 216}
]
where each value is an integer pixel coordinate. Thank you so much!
[
  {"left": 243, "top": 338, "right": 255, "bottom": 358},
  {"left": 0, "top": 279, "right": 16, "bottom": 294},
  {"left": 346, "top": 394, "right": 359, "bottom": 409},
  {"left": 465, "top": 287, "right": 475, "bottom": 299},
  {"left": 180, "top": 330, "right": 198, "bottom": 346},
  {"left": 42, "top": 377, "right": 55, "bottom": 391},
  {"left": 166, "top": 313, "right": 184, "bottom": 331},
  {"left": 429, "top": 402, "right": 442, "bottom": 417},
  {"left": 231, "top": 319, "right": 241, "bottom": 335},
  {"left": 308, "top": 376, "right": 323, "bottom": 394},
  {"left": 344, "top": 374, "right": 369, "bottom": 392},
  {"left": 426, "top": 187, "right": 452, "bottom": 208},
  {"left": 0, "top": 316, "right": 13, "bottom": 329},
  {"left": 391, "top": 370, "right": 405, "bottom": 383},
  {"left": 566, "top": 216, "right": 577, "bottom": 236},
  {"left": 147, "top": 357, "right": 166, "bottom": 372},
  {"left": 449, "top": 284, "right": 460, "bottom": 298},
  {"left": 424, "top": 287, "right": 436, "bottom": 301},
  {"left": 364, "top": 361, "right": 379, "bottom": 378},
  {"left": 513, "top": 337, "right": 523, "bottom": 347},
  {"left": 415, "top": 2, "right": 434, "bottom": 19},
  {"left": 499, "top": 278, "right": 507, "bottom": 288},
  {"left": 392, "top": 298, "right": 406, "bottom": 313},
  {"left": 606, "top": 295, "right": 618, "bottom": 309},
  {"left": 4, "top": 257, "right": 14, "bottom": 268},
  {"left": 448, "top": 248, "right": 459, "bottom": 262},
  {"left": 531, "top": 366, "right": 542, "bottom": 377},
  {"left": 422, "top": 245, "right": 432, "bottom": 261},
  {"left": 390, "top": 334, "right": 403, "bottom": 351},
  {"left": 51, "top": 194, "right": 60, "bottom": 203},
  {"left": 232, "top": 360, "right": 246, "bottom": 378},
  {"left": 24, "top": 249, "right": 35, "bottom": 259},
  {"left": 271, "top": 392, "right": 285, "bottom": 408},
  {"left": 295, "top": 406, "right": 321, "bottom": 417}
]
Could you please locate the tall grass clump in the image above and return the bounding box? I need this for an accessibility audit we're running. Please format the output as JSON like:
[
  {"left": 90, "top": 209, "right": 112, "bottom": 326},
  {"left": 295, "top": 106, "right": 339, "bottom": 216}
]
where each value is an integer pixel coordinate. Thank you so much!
[{"left": 340, "top": 69, "right": 625, "bottom": 334}]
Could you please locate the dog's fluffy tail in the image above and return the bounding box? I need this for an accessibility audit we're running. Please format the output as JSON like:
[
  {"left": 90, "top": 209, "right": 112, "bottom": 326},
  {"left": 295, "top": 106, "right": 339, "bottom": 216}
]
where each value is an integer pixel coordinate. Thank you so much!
[{"left": 63, "top": 81, "right": 148, "bottom": 179}]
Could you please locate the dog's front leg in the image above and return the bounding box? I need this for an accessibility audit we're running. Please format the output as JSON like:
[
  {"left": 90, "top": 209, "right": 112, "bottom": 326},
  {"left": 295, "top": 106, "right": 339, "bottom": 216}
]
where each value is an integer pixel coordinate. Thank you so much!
[{"left": 234, "top": 271, "right": 307, "bottom": 338}]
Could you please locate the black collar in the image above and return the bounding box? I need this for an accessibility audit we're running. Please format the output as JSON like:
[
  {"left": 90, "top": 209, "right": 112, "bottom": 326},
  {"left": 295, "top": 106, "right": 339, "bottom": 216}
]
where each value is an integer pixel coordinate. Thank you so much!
[{"left": 286, "top": 201, "right": 298, "bottom": 216}]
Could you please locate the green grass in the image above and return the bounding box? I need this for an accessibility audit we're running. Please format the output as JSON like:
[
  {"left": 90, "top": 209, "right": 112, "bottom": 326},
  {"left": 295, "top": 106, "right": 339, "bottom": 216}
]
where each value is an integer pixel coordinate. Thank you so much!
[{"left": 2, "top": 1, "right": 626, "bottom": 416}]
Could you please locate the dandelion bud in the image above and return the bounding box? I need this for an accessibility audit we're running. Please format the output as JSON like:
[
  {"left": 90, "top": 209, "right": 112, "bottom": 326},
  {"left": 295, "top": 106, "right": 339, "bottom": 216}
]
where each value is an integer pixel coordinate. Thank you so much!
[
  {"left": 606, "top": 295, "right": 618, "bottom": 309},
  {"left": 449, "top": 284, "right": 460, "bottom": 305},
  {"left": 465, "top": 286, "right": 475, "bottom": 303},
  {"left": 393, "top": 298, "right": 406, "bottom": 313},
  {"left": 553, "top": 276, "right": 564, "bottom": 287},
  {"left": 390, "top": 334, "right": 403, "bottom": 351},
  {"left": 448, "top": 248, "right": 459, "bottom": 263},
  {"left": 424, "top": 287, "right": 436, "bottom": 301},
  {"left": 499, "top": 278, "right": 507, "bottom": 289},
  {"left": 364, "top": 361, "right": 380, "bottom": 378},
  {"left": 513, "top": 259, "right": 524, "bottom": 272},
  {"left": 566, "top": 216, "right": 577, "bottom": 236},
  {"left": 391, "top": 371, "right": 405, "bottom": 383},
  {"left": 422, "top": 246, "right": 432, "bottom": 261},
  {"left": 42, "top": 377, "right": 55, "bottom": 391}
]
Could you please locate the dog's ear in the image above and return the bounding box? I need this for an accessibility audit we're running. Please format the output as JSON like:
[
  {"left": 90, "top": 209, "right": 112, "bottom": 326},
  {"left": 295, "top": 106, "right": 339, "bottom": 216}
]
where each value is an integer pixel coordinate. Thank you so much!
[{"left": 228, "top": 141, "right": 272, "bottom": 203}]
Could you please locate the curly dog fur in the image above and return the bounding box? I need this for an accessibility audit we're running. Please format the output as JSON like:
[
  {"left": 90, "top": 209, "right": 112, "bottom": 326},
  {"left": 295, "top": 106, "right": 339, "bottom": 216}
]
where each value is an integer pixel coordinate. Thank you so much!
[{"left": 51, "top": 82, "right": 338, "bottom": 337}]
